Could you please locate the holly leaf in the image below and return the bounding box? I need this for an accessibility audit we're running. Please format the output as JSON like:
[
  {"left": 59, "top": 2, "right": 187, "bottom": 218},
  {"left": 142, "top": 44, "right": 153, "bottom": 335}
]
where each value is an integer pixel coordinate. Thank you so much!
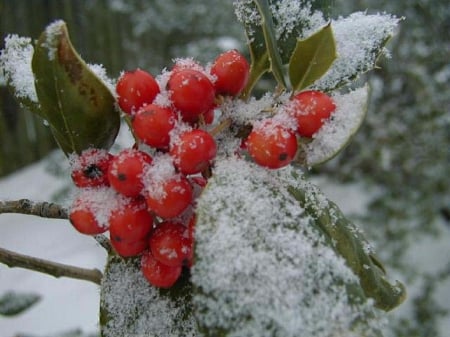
[
  {"left": 0, "top": 291, "right": 40, "bottom": 316},
  {"left": 287, "top": 173, "right": 406, "bottom": 312},
  {"left": 32, "top": 21, "right": 120, "bottom": 155},
  {"left": 312, "top": 12, "right": 400, "bottom": 91},
  {"left": 288, "top": 22, "right": 337, "bottom": 92},
  {"left": 193, "top": 158, "right": 386, "bottom": 336},
  {"left": 100, "top": 255, "right": 196, "bottom": 337}
]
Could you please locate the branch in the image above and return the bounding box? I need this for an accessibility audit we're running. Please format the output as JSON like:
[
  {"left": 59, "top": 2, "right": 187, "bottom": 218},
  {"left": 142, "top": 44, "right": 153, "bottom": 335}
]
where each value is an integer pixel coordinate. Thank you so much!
[
  {"left": 0, "top": 246, "right": 103, "bottom": 285},
  {"left": 0, "top": 199, "right": 68, "bottom": 218},
  {"left": 0, "top": 199, "right": 112, "bottom": 252}
]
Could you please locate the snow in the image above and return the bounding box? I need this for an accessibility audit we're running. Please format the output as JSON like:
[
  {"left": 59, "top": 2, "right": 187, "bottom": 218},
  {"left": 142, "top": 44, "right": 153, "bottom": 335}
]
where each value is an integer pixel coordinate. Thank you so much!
[
  {"left": 0, "top": 158, "right": 106, "bottom": 336},
  {"left": 0, "top": 34, "right": 38, "bottom": 103},
  {"left": 192, "top": 157, "right": 384, "bottom": 337}
]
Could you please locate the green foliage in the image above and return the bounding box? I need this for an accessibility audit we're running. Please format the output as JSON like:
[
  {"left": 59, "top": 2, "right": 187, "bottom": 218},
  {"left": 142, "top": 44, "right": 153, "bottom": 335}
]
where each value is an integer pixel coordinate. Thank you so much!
[
  {"left": 31, "top": 21, "right": 120, "bottom": 155},
  {"left": 289, "top": 23, "right": 336, "bottom": 92}
]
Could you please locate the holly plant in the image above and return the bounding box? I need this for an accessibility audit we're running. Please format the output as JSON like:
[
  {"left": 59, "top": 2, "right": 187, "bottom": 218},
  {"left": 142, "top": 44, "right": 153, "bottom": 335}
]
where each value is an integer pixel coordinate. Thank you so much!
[{"left": 0, "top": 1, "right": 406, "bottom": 336}]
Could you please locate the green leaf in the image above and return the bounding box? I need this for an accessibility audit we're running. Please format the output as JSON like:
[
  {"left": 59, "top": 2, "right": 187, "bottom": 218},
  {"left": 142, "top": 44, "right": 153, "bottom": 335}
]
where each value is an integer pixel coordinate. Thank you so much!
[
  {"left": 254, "top": 0, "right": 287, "bottom": 89},
  {"left": 193, "top": 158, "right": 386, "bottom": 336},
  {"left": 297, "top": 86, "right": 369, "bottom": 167},
  {"left": 312, "top": 12, "right": 400, "bottom": 91},
  {"left": 100, "top": 255, "right": 196, "bottom": 337},
  {"left": 32, "top": 21, "right": 120, "bottom": 155},
  {"left": 0, "top": 291, "right": 40, "bottom": 316},
  {"left": 287, "top": 174, "right": 407, "bottom": 312},
  {"left": 289, "top": 22, "right": 337, "bottom": 92}
]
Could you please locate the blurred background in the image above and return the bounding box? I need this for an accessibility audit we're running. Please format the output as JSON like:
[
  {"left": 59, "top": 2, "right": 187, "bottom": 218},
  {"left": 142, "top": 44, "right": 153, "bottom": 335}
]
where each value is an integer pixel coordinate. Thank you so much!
[{"left": 1, "top": 1, "right": 449, "bottom": 337}]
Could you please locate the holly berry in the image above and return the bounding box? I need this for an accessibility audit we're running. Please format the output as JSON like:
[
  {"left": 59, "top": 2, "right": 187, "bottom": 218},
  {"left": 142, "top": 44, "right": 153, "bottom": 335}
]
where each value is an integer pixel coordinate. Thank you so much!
[
  {"left": 70, "top": 148, "right": 113, "bottom": 188},
  {"left": 167, "top": 69, "right": 215, "bottom": 122},
  {"left": 132, "top": 104, "right": 177, "bottom": 149},
  {"left": 111, "top": 237, "right": 148, "bottom": 257},
  {"left": 141, "top": 250, "right": 182, "bottom": 288},
  {"left": 246, "top": 120, "right": 298, "bottom": 169},
  {"left": 69, "top": 189, "right": 112, "bottom": 235},
  {"left": 170, "top": 129, "right": 217, "bottom": 175},
  {"left": 108, "top": 149, "right": 153, "bottom": 197},
  {"left": 149, "top": 221, "right": 190, "bottom": 267},
  {"left": 145, "top": 174, "right": 193, "bottom": 219},
  {"left": 210, "top": 49, "right": 249, "bottom": 96},
  {"left": 109, "top": 199, "right": 153, "bottom": 244},
  {"left": 116, "top": 69, "right": 160, "bottom": 114},
  {"left": 290, "top": 90, "right": 336, "bottom": 137}
]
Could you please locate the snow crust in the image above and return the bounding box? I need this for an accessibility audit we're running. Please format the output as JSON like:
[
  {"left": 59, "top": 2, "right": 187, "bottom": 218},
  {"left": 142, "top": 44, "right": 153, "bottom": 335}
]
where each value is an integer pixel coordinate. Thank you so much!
[{"left": 192, "top": 157, "right": 382, "bottom": 336}]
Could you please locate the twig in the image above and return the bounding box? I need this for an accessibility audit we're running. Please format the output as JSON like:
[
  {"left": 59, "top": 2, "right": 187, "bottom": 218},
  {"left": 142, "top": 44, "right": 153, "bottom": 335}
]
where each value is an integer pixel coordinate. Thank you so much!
[
  {"left": 0, "top": 199, "right": 112, "bottom": 252},
  {"left": 0, "top": 246, "right": 103, "bottom": 285},
  {"left": 0, "top": 199, "right": 68, "bottom": 219}
]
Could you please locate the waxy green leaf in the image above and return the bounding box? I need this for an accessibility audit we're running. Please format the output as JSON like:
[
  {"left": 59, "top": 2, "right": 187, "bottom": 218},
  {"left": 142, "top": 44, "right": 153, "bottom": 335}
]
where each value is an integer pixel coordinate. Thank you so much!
[
  {"left": 288, "top": 174, "right": 407, "bottom": 312},
  {"left": 32, "top": 21, "right": 120, "bottom": 155},
  {"left": 289, "top": 22, "right": 336, "bottom": 92}
]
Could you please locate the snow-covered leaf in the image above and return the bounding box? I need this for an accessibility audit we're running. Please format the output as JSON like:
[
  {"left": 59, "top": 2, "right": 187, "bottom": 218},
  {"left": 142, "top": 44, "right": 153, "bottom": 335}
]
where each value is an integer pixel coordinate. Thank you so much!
[
  {"left": 299, "top": 85, "right": 369, "bottom": 167},
  {"left": 100, "top": 255, "right": 196, "bottom": 337},
  {"left": 32, "top": 20, "right": 120, "bottom": 156},
  {"left": 287, "top": 173, "right": 407, "bottom": 311},
  {"left": 289, "top": 22, "right": 337, "bottom": 92},
  {"left": 192, "top": 158, "right": 385, "bottom": 337},
  {"left": 313, "top": 12, "right": 400, "bottom": 91},
  {"left": 0, "top": 291, "right": 40, "bottom": 316}
]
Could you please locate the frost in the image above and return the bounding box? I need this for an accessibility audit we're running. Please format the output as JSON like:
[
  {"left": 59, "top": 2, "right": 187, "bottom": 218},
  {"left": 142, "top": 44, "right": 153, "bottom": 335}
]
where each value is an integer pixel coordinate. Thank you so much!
[
  {"left": 314, "top": 12, "right": 400, "bottom": 90},
  {"left": 41, "top": 20, "right": 65, "bottom": 61},
  {"left": 101, "top": 258, "right": 196, "bottom": 337},
  {"left": 0, "top": 34, "right": 38, "bottom": 103},
  {"left": 193, "top": 157, "right": 383, "bottom": 336},
  {"left": 88, "top": 63, "right": 115, "bottom": 94},
  {"left": 304, "top": 85, "right": 369, "bottom": 166}
]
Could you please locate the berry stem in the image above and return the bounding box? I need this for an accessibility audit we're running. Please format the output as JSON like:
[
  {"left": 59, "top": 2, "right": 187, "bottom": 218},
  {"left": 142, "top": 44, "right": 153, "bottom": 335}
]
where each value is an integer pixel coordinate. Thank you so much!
[
  {"left": 0, "top": 246, "right": 103, "bottom": 285},
  {"left": 209, "top": 118, "right": 232, "bottom": 137}
]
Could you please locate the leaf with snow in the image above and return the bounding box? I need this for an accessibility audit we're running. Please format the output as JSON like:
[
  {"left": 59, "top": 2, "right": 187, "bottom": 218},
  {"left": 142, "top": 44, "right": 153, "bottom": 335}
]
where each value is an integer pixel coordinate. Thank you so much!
[
  {"left": 0, "top": 35, "right": 40, "bottom": 113},
  {"left": 0, "top": 291, "right": 40, "bottom": 316},
  {"left": 287, "top": 173, "right": 407, "bottom": 312},
  {"left": 100, "top": 255, "right": 196, "bottom": 337},
  {"left": 299, "top": 85, "right": 369, "bottom": 167},
  {"left": 289, "top": 22, "right": 337, "bottom": 92},
  {"left": 192, "top": 157, "right": 385, "bottom": 337},
  {"left": 32, "top": 20, "right": 120, "bottom": 155},
  {"left": 313, "top": 12, "right": 400, "bottom": 91}
]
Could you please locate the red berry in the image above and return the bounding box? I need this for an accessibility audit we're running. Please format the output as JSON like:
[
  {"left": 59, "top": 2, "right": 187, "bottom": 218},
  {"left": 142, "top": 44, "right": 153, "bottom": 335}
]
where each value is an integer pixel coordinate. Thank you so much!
[
  {"left": 132, "top": 104, "right": 177, "bottom": 149},
  {"left": 170, "top": 129, "right": 217, "bottom": 175},
  {"left": 167, "top": 69, "right": 215, "bottom": 122},
  {"left": 109, "top": 199, "right": 153, "bottom": 244},
  {"left": 246, "top": 120, "right": 298, "bottom": 169},
  {"left": 116, "top": 69, "right": 160, "bottom": 114},
  {"left": 145, "top": 175, "right": 193, "bottom": 219},
  {"left": 111, "top": 237, "right": 148, "bottom": 257},
  {"left": 210, "top": 49, "right": 249, "bottom": 96},
  {"left": 108, "top": 149, "right": 153, "bottom": 197},
  {"left": 69, "top": 189, "right": 112, "bottom": 235},
  {"left": 149, "top": 221, "right": 190, "bottom": 267},
  {"left": 141, "top": 250, "right": 182, "bottom": 288},
  {"left": 290, "top": 90, "right": 336, "bottom": 137},
  {"left": 70, "top": 148, "right": 113, "bottom": 188}
]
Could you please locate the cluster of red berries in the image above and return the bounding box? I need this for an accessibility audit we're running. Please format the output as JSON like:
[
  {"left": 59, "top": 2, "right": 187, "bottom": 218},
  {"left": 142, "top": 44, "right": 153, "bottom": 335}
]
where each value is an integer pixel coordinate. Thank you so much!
[{"left": 68, "top": 48, "right": 337, "bottom": 288}]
